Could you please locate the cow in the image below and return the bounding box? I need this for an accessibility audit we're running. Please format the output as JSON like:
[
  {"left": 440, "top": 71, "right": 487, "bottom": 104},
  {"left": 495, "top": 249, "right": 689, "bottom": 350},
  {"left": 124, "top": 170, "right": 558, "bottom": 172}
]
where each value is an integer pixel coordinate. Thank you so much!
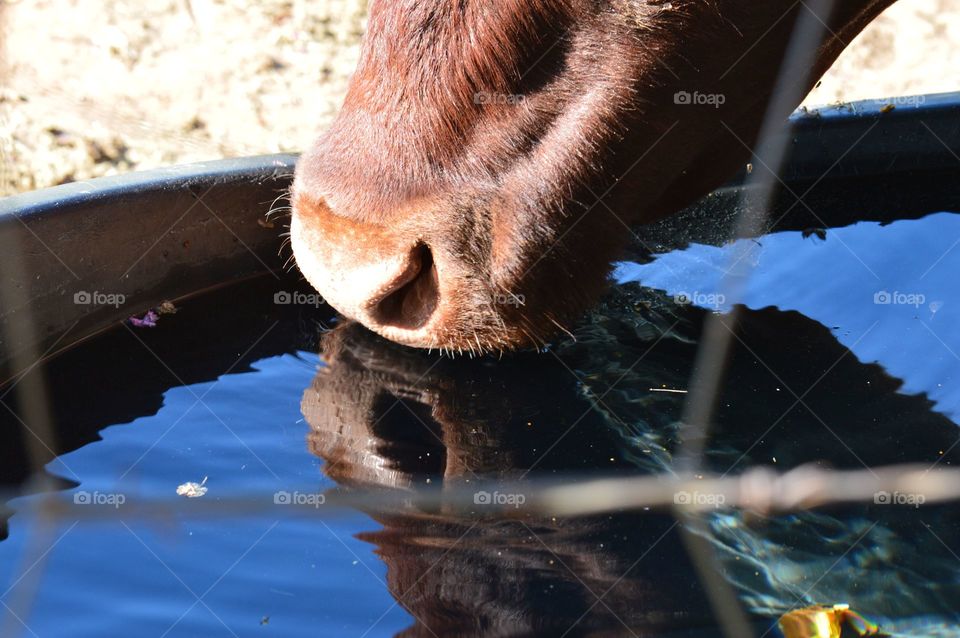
[{"left": 290, "top": 0, "right": 896, "bottom": 354}]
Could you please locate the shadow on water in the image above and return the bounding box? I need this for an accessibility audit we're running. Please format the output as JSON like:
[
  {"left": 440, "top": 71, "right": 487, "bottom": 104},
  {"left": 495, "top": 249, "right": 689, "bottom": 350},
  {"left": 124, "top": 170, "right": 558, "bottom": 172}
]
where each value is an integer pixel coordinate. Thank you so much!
[{"left": 2, "top": 274, "right": 960, "bottom": 635}]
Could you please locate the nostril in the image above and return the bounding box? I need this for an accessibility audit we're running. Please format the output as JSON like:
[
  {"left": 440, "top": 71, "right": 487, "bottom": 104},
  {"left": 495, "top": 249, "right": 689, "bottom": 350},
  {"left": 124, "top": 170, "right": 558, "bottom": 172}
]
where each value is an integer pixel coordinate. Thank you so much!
[{"left": 370, "top": 244, "right": 439, "bottom": 330}]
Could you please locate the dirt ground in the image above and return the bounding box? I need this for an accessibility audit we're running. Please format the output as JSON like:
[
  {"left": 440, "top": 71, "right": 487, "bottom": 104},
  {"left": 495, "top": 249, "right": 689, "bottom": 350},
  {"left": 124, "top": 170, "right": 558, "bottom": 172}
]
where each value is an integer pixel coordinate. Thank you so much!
[{"left": 1, "top": 0, "right": 958, "bottom": 195}]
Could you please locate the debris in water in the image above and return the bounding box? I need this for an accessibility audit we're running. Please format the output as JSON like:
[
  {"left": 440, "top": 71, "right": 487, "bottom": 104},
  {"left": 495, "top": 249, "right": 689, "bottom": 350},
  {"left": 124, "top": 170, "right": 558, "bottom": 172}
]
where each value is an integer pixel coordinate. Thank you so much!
[
  {"left": 176, "top": 476, "right": 208, "bottom": 498},
  {"left": 260, "top": 616, "right": 270, "bottom": 626},
  {"left": 128, "top": 310, "right": 159, "bottom": 328},
  {"left": 157, "top": 300, "right": 178, "bottom": 315},
  {"left": 129, "top": 301, "right": 178, "bottom": 327},
  {"left": 778, "top": 604, "right": 885, "bottom": 637}
]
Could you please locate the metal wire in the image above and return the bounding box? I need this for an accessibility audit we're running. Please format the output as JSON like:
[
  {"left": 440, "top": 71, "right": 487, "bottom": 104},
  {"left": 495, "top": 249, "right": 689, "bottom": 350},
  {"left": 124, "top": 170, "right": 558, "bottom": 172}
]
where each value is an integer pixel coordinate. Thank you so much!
[{"left": 2, "top": 463, "right": 959, "bottom": 521}]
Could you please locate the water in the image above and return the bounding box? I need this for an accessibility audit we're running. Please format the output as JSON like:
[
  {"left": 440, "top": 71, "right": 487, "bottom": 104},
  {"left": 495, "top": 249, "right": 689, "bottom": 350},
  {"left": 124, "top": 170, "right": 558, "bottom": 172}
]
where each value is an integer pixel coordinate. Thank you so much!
[{"left": 2, "top": 210, "right": 960, "bottom": 637}]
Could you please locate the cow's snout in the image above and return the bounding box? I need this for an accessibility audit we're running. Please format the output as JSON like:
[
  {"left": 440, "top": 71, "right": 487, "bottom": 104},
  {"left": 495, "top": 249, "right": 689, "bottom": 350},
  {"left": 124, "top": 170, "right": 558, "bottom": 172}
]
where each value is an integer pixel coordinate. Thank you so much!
[{"left": 290, "top": 194, "right": 483, "bottom": 351}]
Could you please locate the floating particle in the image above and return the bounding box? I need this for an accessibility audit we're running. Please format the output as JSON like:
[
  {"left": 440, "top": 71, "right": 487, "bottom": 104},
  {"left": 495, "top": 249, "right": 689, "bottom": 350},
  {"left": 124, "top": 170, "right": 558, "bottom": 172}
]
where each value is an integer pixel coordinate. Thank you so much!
[
  {"left": 176, "top": 476, "right": 208, "bottom": 498},
  {"left": 779, "top": 604, "right": 884, "bottom": 637},
  {"left": 129, "top": 310, "right": 159, "bottom": 328},
  {"left": 157, "top": 301, "right": 178, "bottom": 315}
]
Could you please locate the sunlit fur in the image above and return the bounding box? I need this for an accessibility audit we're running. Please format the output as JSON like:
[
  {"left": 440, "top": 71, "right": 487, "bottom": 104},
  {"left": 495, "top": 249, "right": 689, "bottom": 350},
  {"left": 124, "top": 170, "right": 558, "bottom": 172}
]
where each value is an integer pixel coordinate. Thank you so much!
[{"left": 290, "top": 0, "right": 896, "bottom": 354}]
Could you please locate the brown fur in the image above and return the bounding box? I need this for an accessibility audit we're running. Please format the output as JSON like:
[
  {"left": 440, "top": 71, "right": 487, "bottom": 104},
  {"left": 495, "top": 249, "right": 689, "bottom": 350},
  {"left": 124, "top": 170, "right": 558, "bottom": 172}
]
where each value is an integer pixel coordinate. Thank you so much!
[{"left": 291, "top": 0, "right": 897, "bottom": 353}]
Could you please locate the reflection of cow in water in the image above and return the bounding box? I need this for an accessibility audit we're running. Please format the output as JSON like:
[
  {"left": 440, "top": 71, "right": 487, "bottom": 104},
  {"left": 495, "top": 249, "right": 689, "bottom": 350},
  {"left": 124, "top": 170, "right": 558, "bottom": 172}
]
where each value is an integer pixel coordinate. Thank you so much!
[
  {"left": 303, "top": 318, "right": 707, "bottom": 636},
  {"left": 302, "top": 292, "right": 960, "bottom": 636}
]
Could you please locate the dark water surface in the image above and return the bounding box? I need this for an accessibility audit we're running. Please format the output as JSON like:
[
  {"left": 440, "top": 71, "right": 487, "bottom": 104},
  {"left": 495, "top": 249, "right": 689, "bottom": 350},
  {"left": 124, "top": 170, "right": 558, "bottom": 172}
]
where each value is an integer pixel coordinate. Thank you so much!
[{"left": 2, "top": 210, "right": 960, "bottom": 637}]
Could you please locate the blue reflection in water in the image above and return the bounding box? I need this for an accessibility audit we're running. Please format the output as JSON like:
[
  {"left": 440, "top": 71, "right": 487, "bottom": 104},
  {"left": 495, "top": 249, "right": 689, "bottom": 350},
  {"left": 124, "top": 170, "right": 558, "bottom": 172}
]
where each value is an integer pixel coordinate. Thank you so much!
[
  {"left": 0, "top": 353, "right": 411, "bottom": 638},
  {"left": 617, "top": 211, "right": 960, "bottom": 422},
  {"left": 2, "top": 212, "right": 960, "bottom": 637},
  {"left": 617, "top": 210, "right": 960, "bottom": 636}
]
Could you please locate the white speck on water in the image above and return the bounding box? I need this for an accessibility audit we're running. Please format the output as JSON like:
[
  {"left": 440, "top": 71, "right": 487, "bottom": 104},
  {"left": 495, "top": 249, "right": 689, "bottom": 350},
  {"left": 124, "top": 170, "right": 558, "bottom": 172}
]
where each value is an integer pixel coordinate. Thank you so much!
[{"left": 177, "top": 476, "right": 208, "bottom": 498}]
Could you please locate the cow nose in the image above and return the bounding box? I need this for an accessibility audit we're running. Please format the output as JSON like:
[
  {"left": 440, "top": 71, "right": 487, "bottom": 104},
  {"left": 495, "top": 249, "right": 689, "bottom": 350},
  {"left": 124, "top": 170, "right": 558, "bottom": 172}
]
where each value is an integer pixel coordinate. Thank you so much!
[
  {"left": 289, "top": 194, "right": 453, "bottom": 348},
  {"left": 366, "top": 243, "right": 440, "bottom": 331}
]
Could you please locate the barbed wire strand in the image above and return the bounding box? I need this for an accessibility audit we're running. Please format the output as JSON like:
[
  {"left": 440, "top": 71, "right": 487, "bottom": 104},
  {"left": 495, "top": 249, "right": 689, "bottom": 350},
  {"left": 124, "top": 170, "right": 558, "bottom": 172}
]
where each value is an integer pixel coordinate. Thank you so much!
[
  {"left": 4, "top": 463, "right": 959, "bottom": 522},
  {"left": 670, "top": 2, "right": 843, "bottom": 636}
]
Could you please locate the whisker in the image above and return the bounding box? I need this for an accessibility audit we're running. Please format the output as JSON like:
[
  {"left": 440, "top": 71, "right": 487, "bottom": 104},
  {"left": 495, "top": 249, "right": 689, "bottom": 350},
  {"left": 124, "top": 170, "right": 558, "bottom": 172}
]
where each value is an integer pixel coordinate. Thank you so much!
[{"left": 548, "top": 316, "right": 576, "bottom": 342}]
